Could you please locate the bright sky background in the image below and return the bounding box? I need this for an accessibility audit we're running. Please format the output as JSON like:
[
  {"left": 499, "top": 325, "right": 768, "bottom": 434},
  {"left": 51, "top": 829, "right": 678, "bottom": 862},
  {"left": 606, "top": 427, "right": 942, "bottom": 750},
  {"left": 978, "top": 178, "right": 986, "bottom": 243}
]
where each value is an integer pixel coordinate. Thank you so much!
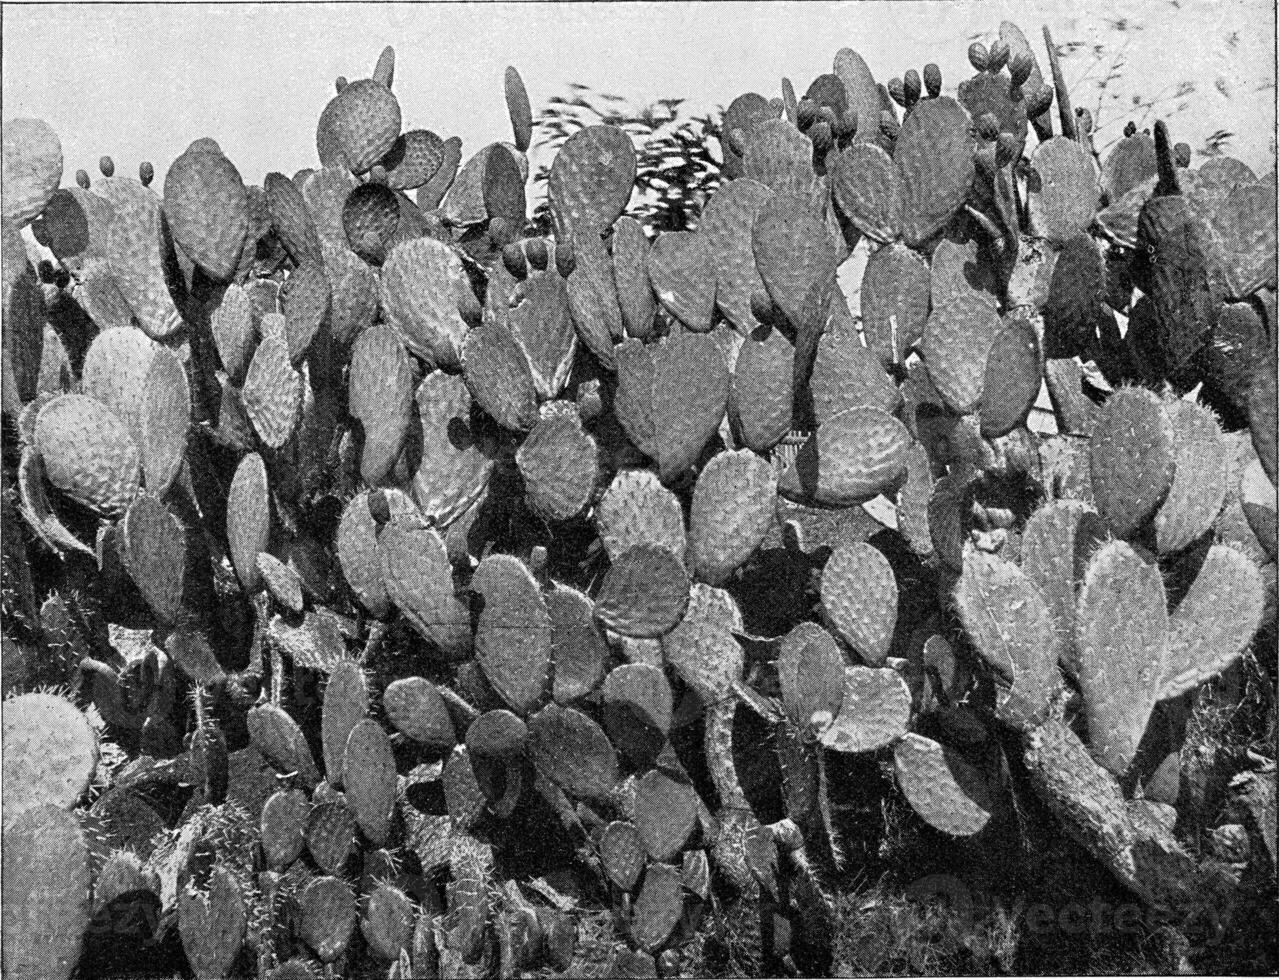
[{"left": 3, "top": 1, "right": 1275, "bottom": 193}]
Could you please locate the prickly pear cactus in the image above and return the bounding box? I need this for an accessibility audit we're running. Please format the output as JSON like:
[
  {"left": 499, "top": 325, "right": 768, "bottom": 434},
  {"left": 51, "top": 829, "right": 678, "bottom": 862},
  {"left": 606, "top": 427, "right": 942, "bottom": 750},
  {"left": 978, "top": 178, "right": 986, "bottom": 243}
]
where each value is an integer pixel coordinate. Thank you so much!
[{"left": 2, "top": 21, "right": 1274, "bottom": 979}]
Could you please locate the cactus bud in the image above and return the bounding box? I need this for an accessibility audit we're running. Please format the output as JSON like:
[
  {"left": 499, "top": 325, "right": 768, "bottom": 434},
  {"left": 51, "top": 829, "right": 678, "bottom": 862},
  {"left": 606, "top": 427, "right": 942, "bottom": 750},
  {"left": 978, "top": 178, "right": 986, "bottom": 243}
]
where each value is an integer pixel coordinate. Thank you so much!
[
  {"left": 1124, "top": 120, "right": 1138, "bottom": 138},
  {"left": 501, "top": 241, "right": 528, "bottom": 279},
  {"left": 994, "top": 131, "right": 1019, "bottom": 168},
  {"left": 888, "top": 77, "right": 907, "bottom": 108},
  {"left": 554, "top": 239, "right": 575, "bottom": 277},
  {"left": 968, "top": 43, "right": 989, "bottom": 72},
  {"left": 76, "top": 168, "right": 90, "bottom": 188},
  {"left": 98, "top": 155, "right": 114, "bottom": 177},
  {"left": 525, "top": 237, "right": 549, "bottom": 270},
  {"left": 796, "top": 98, "right": 818, "bottom": 127},
  {"left": 923, "top": 63, "right": 942, "bottom": 97},
  {"left": 977, "top": 112, "right": 1001, "bottom": 142},
  {"left": 1076, "top": 107, "right": 1094, "bottom": 136},
  {"left": 1026, "top": 84, "right": 1054, "bottom": 119},
  {"left": 1174, "top": 142, "right": 1191, "bottom": 167},
  {"left": 335, "top": 75, "right": 348, "bottom": 93},
  {"left": 1009, "top": 52, "right": 1033, "bottom": 88},
  {"left": 904, "top": 68, "right": 922, "bottom": 105},
  {"left": 987, "top": 39, "right": 1010, "bottom": 72}
]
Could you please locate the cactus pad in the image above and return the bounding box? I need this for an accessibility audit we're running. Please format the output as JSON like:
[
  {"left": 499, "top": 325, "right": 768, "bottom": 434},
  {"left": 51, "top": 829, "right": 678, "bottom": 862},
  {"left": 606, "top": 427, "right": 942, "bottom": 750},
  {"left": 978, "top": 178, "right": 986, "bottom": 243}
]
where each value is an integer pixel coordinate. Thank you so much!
[
  {"left": 860, "top": 241, "right": 931, "bottom": 368},
  {"left": 595, "top": 468, "right": 686, "bottom": 562},
  {"left": 894, "top": 97, "right": 975, "bottom": 246},
  {"left": 1028, "top": 137, "right": 1099, "bottom": 243},
  {"left": 163, "top": 144, "right": 249, "bottom": 281},
  {"left": 472, "top": 554, "right": 552, "bottom": 713},
  {"left": 700, "top": 178, "right": 773, "bottom": 333},
  {"left": 595, "top": 544, "right": 690, "bottom": 639},
  {"left": 821, "top": 539, "right": 897, "bottom": 665},
  {"left": 1074, "top": 541, "right": 1168, "bottom": 775},
  {"left": 343, "top": 719, "right": 397, "bottom": 845},
  {"left": 777, "top": 405, "right": 911, "bottom": 506},
  {"left": 378, "top": 518, "right": 472, "bottom": 658},
  {"left": 2, "top": 691, "right": 98, "bottom": 824},
  {"left": 646, "top": 230, "right": 716, "bottom": 331},
  {"left": 729, "top": 326, "right": 794, "bottom": 453},
  {"left": 297, "top": 875, "right": 358, "bottom": 963},
  {"left": 893, "top": 733, "right": 995, "bottom": 836},
  {"left": 818, "top": 665, "right": 912, "bottom": 753},
  {"left": 1153, "top": 399, "right": 1230, "bottom": 553},
  {"left": 2, "top": 804, "right": 90, "bottom": 980},
  {"left": 517, "top": 402, "right": 599, "bottom": 522},
  {"left": 548, "top": 125, "right": 636, "bottom": 242},
  {"left": 953, "top": 548, "right": 1060, "bottom": 729},
  {"left": 178, "top": 866, "right": 246, "bottom": 980},
  {"left": 1160, "top": 544, "right": 1264, "bottom": 700},
  {"left": 1089, "top": 387, "right": 1176, "bottom": 537},
  {"left": 528, "top": 703, "right": 618, "bottom": 801},
  {"left": 687, "top": 449, "right": 777, "bottom": 586}
]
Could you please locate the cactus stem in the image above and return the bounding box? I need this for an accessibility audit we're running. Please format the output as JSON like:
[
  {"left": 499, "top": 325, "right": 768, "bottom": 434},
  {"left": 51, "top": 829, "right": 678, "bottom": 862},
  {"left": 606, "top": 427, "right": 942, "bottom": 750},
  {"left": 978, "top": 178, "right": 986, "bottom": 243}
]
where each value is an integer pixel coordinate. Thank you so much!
[
  {"left": 1153, "top": 119, "right": 1181, "bottom": 197},
  {"left": 1042, "top": 26, "right": 1078, "bottom": 141}
]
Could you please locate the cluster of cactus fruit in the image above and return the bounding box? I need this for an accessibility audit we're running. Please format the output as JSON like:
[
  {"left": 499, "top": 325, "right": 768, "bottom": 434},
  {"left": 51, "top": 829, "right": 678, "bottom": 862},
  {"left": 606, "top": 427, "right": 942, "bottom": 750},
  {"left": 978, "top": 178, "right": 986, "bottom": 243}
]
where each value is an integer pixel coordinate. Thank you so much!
[{"left": 2, "top": 21, "right": 1276, "bottom": 979}]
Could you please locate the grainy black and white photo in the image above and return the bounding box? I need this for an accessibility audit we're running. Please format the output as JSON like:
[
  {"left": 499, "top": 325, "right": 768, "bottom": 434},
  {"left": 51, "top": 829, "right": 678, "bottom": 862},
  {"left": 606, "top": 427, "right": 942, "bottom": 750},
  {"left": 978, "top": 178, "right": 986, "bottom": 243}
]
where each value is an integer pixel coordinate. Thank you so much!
[{"left": 1, "top": 1, "right": 1276, "bottom": 977}]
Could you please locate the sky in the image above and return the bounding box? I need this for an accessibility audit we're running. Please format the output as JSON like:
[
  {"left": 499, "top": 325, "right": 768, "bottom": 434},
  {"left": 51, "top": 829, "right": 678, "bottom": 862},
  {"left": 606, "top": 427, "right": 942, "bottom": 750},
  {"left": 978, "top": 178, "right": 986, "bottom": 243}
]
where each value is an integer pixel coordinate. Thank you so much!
[{"left": 2, "top": 1, "right": 1275, "bottom": 194}]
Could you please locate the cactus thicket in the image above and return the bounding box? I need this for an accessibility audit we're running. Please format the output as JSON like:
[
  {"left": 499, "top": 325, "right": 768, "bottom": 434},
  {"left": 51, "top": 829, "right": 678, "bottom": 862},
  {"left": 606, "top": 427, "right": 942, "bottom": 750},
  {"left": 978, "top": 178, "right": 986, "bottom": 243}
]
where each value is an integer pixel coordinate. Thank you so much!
[{"left": 1, "top": 24, "right": 1275, "bottom": 979}]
